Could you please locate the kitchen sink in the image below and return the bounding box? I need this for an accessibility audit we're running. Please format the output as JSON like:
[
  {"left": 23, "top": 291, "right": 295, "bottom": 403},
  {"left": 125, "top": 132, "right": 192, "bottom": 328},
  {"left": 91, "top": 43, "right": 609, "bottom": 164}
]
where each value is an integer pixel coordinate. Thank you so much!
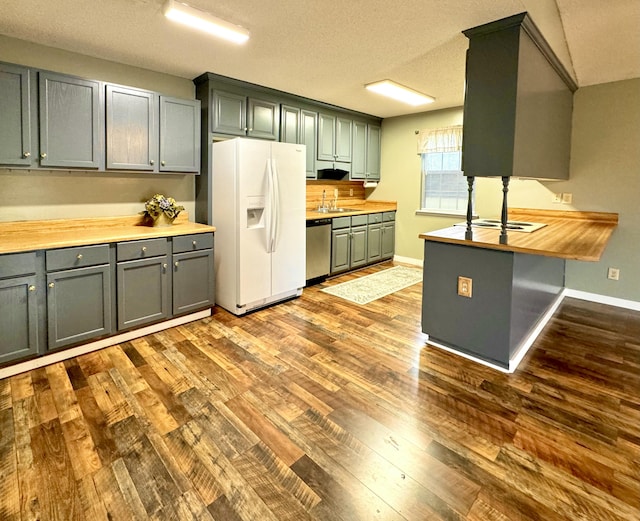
[{"left": 316, "top": 207, "right": 360, "bottom": 214}]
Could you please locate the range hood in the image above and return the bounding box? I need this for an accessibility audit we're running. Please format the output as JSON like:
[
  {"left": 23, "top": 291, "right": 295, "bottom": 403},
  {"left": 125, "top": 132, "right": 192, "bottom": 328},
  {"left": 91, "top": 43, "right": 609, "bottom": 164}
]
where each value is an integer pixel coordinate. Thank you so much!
[{"left": 461, "top": 12, "right": 578, "bottom": 181}]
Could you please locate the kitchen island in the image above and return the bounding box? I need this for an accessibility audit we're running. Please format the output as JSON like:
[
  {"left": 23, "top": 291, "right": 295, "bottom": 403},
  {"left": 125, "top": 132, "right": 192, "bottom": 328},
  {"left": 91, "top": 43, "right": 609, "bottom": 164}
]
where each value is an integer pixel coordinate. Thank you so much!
[{"left": 419, "top": 209, "right": 618, "bottom": 372}]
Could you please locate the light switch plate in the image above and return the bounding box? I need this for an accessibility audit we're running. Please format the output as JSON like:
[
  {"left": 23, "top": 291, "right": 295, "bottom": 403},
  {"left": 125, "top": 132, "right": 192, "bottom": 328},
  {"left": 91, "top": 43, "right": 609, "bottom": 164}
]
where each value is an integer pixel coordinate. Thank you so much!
[{"left": 458, "top": 276, "right": 473, "bottom": 298}]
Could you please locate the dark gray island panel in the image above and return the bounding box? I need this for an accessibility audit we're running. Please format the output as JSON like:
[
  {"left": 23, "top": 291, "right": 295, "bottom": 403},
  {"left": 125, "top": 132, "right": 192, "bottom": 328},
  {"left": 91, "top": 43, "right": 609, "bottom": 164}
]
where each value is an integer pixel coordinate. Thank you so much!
[{"left": 422, "top": 240, "right": 564, "bottom": 370}]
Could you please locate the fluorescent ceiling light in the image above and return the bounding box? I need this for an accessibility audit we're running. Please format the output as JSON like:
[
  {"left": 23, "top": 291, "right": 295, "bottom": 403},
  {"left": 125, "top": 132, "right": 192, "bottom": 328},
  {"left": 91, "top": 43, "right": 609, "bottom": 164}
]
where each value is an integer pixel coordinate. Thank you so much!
[
  {"left": 163, "top": 0, "right": 250, "bottom": 44},
  {"left": 365, "top": 80, "right": 435, "bottom": 106}
]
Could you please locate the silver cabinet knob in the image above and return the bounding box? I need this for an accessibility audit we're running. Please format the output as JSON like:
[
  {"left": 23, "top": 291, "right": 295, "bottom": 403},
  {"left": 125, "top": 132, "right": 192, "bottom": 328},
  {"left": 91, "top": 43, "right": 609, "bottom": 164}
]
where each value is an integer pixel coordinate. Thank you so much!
[
  {"left": 28, "top": 285, "right": 36, "bottom": 292},
  {"left": 23, "top": 151, "right": 31, "bottom": 158},
  {"left": 161, "top": 160, "right": 166, "bottom": 166},
  {"left": 174, "top": 261, "right": 179, "bottom": 267},
  {"left": 150, "top": 159, "right": 155, "bottom": 165},
  {"left": 48, "top": 282, "right": 55, "bottom": 288},
  {"left": 192, "top": 240, "right": 197, "bottom": 246},
  {"left": 141, "top": 246, "right": 147, "bottom": 252},
  {"left": 163, "top": 263, "right": 168, "bottom": 269},
  {"left": 40, "top": 152, "right": 47, "bottom": 159},
  {"left": 244, "top": 127, "right": 248, "bottom": 131},
  {"left": 77, "top": 253, "right": 83, "bottom": 260}
]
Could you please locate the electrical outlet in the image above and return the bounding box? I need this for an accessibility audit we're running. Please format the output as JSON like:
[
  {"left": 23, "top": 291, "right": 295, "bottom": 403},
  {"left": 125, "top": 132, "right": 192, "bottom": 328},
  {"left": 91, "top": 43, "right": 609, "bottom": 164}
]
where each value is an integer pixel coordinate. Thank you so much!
[
  {"left": 349, "top": 188, "right": 353, "bottom": 196},
  {"left": 561, "top": 192, "right": 573, "bottom": 204},
  {"left": 457, "top": 276, "right": 473, "bottom": 298},
  {"left": 552, "top": 193, "right": 562, "bottom": 203},
  {"left": 607, "top": 267, "right": 620, "bottom": 280}
]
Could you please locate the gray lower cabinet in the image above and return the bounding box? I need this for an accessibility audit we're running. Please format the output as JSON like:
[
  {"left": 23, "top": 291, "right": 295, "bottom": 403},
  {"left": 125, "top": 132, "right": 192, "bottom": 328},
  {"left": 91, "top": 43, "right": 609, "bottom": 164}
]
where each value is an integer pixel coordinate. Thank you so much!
[
  {"left": 0, "top": 251, "right": 40, "bottom": 363},
  {"left": 172, "top": 233, "right": 214, "bottom": 315},
  {"left": 381, "top": 212, "right": 396, "bottom": 260},
  {"left": 330, "top": 215, "right": 368, "bottom": 274},
  {"left": 45, "top": 244, "right": 112, "bottom": 350},
  {"left": 38, "top": 71, "right": 102, "bottom": 169},
  {"left": 0, "top": 62, "right": 31, "bottom": 166},
  {"left": 367, "top": 213, "right": 383, "bottom": 263},
  {"left": 116, "top": 238, "right": 169, "bottom": 331},
  {"left": 160, "top": 96, "right": 201, "bottom": 173}
]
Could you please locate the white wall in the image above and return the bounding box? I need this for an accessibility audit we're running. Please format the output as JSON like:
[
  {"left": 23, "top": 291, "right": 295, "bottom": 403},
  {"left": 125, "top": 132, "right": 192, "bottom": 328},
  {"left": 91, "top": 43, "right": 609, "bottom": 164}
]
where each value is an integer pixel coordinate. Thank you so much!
[
  {"left": 374, "top": 78, "right": 640, "bottom": 302},
  {"left": 0, "top": 35, "right": 196, "bottom": 222}
]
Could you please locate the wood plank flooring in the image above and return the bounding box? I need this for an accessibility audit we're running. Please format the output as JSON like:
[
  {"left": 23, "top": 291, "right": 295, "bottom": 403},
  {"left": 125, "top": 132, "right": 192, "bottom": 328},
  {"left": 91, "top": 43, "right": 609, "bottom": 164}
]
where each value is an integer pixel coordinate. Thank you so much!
[{"left": 1, "top": 261, "right": 639, "bottom": 520}]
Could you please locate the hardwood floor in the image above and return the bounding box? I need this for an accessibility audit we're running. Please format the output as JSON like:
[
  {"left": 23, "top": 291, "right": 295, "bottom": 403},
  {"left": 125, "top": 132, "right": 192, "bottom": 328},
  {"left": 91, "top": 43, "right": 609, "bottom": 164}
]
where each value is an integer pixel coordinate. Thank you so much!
[{"left": 1, "top": 261, "right": 639, "bottom": 520}]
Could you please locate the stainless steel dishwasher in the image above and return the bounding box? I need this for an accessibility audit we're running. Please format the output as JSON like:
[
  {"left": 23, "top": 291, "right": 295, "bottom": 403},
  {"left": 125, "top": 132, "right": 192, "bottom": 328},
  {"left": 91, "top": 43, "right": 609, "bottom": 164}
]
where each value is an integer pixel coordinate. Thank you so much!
[{"left": 306, "top": 218, "right": 331, "bottom": 284}]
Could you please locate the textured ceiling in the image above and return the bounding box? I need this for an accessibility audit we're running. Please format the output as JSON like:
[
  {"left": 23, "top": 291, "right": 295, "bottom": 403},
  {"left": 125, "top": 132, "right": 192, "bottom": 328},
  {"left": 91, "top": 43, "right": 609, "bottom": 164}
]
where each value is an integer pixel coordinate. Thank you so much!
[{"left": 0, "top": 0, "right": 638, "bottom": 118}]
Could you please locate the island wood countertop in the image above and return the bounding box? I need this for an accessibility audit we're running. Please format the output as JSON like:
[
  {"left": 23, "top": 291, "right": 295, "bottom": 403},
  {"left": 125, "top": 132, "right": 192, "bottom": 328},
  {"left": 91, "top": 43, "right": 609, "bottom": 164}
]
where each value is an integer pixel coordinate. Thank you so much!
[
  {"left": 418, "top": 208, "right": 618, "bottom": 261},
  {"left": 0, "top": 214, "right": 216, "bottom": 255},
  {"left": 306, "top": 200, "right": 397, "bottom": 220}
]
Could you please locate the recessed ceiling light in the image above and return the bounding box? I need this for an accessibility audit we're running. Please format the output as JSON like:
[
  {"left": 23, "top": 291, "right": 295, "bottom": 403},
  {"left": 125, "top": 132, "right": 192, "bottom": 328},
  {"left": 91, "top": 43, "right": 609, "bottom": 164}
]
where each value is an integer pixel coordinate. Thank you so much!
[
  {"left": 365, "top": 80, "right": 435, "bottom": 106},
  {"left": 163, "top": 0, "right": 250, "bottom": 44}
]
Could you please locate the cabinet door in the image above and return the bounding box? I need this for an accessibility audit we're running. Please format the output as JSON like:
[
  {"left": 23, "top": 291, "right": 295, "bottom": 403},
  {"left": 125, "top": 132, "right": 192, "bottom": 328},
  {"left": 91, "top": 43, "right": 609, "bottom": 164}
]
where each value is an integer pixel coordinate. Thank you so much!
[
  {"left": 212, "top": 90, "right": 246, "bottom": 136},
  {"left": 159, "top": 96, "right": 201, "bottom": 173},
  {"left": 117, "top": 256, "right": 169, "bottom": 331},
  {"left": 106, "top": 85, "right": 156, "bottom": 171},
  {"left": 173, "top": 249, "right": 214, "bottom": 315},
  {"left": 367, "top": 223, "right": 382, "bottom": 263},
  {"left": 317, "top": 113, "right": 336, "bottom": 161},
  {"left": 335, "top": 117, "right": 352, "bottom": 163},
  {"left": 39, "top": 72, "right": 101, "bottom": 169},
  {"left": 300, "top": 110, "right": 317, "bottom": 178},
  {"left": 351, "top": 121, "right": 367, "bottom": 179},
  {"left": 366, "top": 124, "right": 381, "bottom": 180},
  {"left": 0, "top": 275, "right": 39, "bottom": 363},
  {"left": 0, "top": 63, "right": 31, "bottom": 166},
  {"left": 247, "top": 98, "right": 279, "bottom": 140},
  {"left": 350, "top": 225, "right": 368, "bottom": 268},
  {"left": 331, "top": 228, "right": 350, "bottom": 274},
  {"left": 47, "top": 265, "right": 111, "bottom": 350},
  {"left": 381, "top": 222, "right": 396, "bottom": 259},
  {"left": 280, "top": 105, "right": 300, "bottom": 144}
]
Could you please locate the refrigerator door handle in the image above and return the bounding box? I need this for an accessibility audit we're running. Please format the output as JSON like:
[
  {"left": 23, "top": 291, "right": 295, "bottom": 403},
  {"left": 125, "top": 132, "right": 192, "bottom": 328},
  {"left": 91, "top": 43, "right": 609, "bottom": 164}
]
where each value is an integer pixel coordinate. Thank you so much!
[
  {"left": 265, "top": 159, "right": 274, "bottom": 253},
  {"left": 271, "top": 158, "right": 281, "bottom": 252}
]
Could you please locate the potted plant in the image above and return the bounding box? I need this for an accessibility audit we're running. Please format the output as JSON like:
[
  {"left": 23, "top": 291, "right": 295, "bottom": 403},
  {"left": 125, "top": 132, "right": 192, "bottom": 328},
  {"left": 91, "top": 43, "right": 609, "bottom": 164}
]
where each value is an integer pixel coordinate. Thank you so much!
[{"left": 143, "top": 194, "right": 185, "bottom": 227}]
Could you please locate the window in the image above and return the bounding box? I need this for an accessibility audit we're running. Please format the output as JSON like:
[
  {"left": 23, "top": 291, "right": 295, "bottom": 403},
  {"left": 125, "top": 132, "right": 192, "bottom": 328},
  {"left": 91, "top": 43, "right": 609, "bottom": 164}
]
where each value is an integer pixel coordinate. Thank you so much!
[{"left": 417, "top": 125, "right": 470, "bottom": 214}]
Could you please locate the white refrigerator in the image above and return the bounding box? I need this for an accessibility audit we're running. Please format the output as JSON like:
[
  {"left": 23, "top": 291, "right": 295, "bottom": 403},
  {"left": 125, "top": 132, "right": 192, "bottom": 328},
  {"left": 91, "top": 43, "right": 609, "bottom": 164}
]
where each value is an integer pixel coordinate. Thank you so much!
[{"left": 212, "top": 138, "right": 306, "bottom": 315}]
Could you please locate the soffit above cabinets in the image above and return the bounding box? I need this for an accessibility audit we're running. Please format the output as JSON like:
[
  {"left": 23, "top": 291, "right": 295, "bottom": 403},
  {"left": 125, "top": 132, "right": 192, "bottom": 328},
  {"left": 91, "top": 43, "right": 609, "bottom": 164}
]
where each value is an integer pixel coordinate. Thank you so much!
[{"left": 0, "top": 0, "right": 637, "bottom": 118}]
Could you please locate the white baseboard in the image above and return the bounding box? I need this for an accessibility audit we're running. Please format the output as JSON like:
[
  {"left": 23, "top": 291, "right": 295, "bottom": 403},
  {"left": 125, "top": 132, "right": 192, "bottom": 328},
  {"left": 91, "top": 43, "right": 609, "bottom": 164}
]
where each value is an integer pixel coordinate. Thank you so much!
[
  {"left": 564, "top": 289, "right": 640, "bottom": 311},
  {"left": 0, "top": 309, "right": 212, "bottom": 380},
  {"left": 393, "top": 255, "right": 423, "bottom": 267}
]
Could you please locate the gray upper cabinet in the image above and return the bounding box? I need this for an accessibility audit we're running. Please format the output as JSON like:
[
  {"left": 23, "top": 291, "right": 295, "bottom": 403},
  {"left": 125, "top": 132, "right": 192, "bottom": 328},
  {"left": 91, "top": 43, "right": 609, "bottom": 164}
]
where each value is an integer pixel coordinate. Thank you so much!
[
  {"left": 351, "top": 122, "right": 381, "bottom": 181},
  {"left": 0, "top": 62, "right": 31, "bottom": 166},
  {"left": 160, "top": 96, "right": 201, "bottom": 173},
  {"left": 106, "top": 85, "right": 157, "bottom": 171},
  {"left": 212, "top": 89, "right": 279, "bottom": 140},
  {"left": 212, "top": 89, "right": 246, "bottom": 136},
  {"left": 39, "top": 71, "right": 102, "bottom": 169},
  {"left": 317, "top": 112, "right": 352, "bottom": 170},
  {"left": 247, "top": 98, "right": 279, "bottom": 140},
  {"left": 280, "top": 105, "right": 300, "bottom": 144},
  {"left": 281, "top": 106, "right": 317, "bottom": 178}
]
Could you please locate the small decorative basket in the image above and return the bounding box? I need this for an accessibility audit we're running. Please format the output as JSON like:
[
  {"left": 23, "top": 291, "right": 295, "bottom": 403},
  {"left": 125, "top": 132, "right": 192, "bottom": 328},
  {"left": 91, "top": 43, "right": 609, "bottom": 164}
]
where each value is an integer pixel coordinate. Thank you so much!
[{"left": 143, "top": 194, "right": 184, "bottom": 227}]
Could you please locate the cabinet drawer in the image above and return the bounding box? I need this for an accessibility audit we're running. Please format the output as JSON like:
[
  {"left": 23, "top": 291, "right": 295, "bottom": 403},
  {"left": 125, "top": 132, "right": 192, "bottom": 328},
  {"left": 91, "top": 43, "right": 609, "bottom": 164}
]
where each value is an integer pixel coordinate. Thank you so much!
[
  {"left": 383, "top": 211, "right": 396, "bottom": 222},
  {"left": 367, "top": 213, "right": 383, "bottom": 224},
  {"left": 173, "top": 233, "right": 214, "bottom": 254},
  {"left": 332, "top": 216, "right": 351, "bottom": 230},
  {"left": 0, "top": 251, "right": 37, "bottom": 279},
  {"left": 117, "top": 238, "right": 168, "bottom": 261},
  {"left": 351, "top": 215, "right": 368, "bottom": 227},
  {"left": 46, "top": 244, "right": 110, "bottom": 271}
]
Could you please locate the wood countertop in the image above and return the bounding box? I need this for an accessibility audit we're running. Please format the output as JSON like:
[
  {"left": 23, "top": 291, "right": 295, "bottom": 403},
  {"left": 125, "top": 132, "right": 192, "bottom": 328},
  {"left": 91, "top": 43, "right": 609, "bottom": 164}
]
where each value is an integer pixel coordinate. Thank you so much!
[
  {"left": 306, "top": 200, "right": 397, "bottom": 220},
  {"left": 0, "top": 214, "right": 216, "bottom": 255},
  {"left": 418, "top": 208, "right": 618, "bottom": 261}
]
